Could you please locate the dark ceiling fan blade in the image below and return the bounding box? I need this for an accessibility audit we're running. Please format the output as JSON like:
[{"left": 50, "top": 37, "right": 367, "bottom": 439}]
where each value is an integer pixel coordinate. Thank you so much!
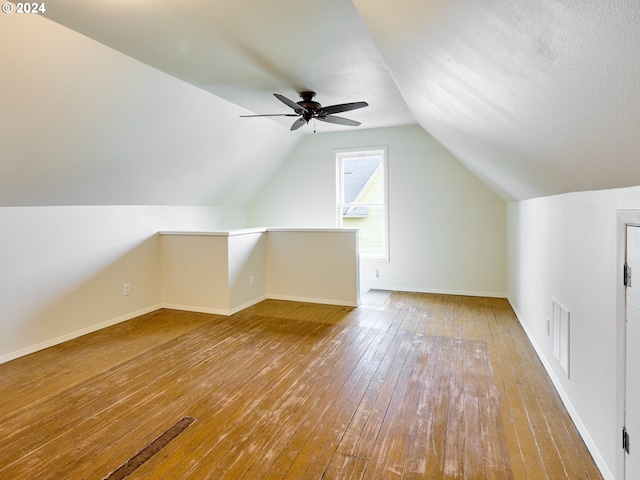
[
  {"left": 240, "top": 114, "right": 299, "bottom": 117},
  {"left": 290, "top": 117, "right": 307, "bottom": 131},
  {"left": 274, "top": 93, "right": 308, "bottom": 113},
  {"left": 321, "top": 101, "right": 368, "bottom": 115},
  {"left": 317, "top": 115, "right": 361, "bottom": 127}
]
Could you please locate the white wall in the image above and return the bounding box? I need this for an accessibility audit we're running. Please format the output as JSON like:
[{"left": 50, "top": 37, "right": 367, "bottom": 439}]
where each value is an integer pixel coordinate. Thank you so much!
[
  {"left": 161, "top": 234, "right": 231, "bottom": 312},
  {"left": 160, "top": 230, "right": 268, "bottom": 314},
  {"left": 507, "top": 186, "right": 640, "bottom": 480},
  {"left": 248, "top": 125, "right": 507, "bottom": 297},
  {"left": 266, "top": 229, "right": 360, "bottom": 306},
  {"left": 0, "top": 5, "right": 306, "bottom": 364},
  {"left": 159, "top": 228, "right": 359, "bottom": 313},
  {"left": 228, "top": 232, "right": 268, "bottom": 310},
  {"left": 0, "top": 205, "right": 245, "bottom": 363}
]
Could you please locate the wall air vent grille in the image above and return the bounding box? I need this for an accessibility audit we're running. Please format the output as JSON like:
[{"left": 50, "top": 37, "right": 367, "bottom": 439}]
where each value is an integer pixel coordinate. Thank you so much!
[{"left": 551, "top": 298, "right": 570, "bottom": 377}]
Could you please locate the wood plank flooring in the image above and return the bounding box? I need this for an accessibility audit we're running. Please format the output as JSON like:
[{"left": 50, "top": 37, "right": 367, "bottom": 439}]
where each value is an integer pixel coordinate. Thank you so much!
[{"left": 0, "top": 293, "right": 602, "bottom": 479}]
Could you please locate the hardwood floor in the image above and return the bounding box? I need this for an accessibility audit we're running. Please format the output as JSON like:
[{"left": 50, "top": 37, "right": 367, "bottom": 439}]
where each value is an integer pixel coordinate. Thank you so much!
[{"left": 0, "top": 293, "right": 602, "bottom": 479}]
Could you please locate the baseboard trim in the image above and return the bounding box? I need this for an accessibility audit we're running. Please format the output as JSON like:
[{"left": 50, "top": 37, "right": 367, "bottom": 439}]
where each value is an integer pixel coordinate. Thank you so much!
[
  {"left": 0, "top": 305, "right": 162, "bottom": 365},
  {"left": 229, "top": 296, "right": 268, "bottom": 314},
  {"left": 375, "top": 285, "right": 508, "bottom": 299},
  {"left": 267, "top": 294, "right": 358, "bottom": 308},
  {"left": 161, "top": 296, "right": 268, "bottom": 316},
  {"left": 161, "top": 303, "right": 232, "bottom": 316},
  {"left": 507, "top": 297, "right": 614, "bottom": 480}
]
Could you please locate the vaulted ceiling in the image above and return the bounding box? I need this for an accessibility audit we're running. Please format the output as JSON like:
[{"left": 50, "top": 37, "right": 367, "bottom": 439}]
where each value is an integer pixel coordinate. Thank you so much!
[{"left": 2, "top": 0, "right": 639, "bottom": 205}]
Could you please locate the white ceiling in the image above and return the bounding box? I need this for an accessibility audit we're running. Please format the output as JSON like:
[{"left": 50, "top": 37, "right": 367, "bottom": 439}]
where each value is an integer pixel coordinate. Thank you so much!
[
  {"left": 4, "top": 0, "right": 640, "bottom": 204},
  {"left": 1, "top": 10, "right": 302, "bottom": 206},
  {"left": 42, "top": 0, "right": 415, "bottom": 133},
  {"left": 353, "top": 0, "right": 640, "bottom": 200}
]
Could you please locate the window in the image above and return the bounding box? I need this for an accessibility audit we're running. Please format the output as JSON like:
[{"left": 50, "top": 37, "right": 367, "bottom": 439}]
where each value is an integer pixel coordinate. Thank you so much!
[{"left": 336, "top": 147, "right": 388, "bottom": 260}]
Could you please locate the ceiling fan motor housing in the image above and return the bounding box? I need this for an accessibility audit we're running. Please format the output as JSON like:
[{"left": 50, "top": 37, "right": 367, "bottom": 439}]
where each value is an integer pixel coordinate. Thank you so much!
[{"left": 297, "top": 91, "right": 323, "bottom": 120}]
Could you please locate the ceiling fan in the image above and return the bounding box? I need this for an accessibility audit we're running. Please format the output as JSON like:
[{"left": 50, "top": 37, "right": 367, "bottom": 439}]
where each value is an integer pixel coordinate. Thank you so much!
[{"left": 240, "top": 91, "right": 368, "bottom": 131}]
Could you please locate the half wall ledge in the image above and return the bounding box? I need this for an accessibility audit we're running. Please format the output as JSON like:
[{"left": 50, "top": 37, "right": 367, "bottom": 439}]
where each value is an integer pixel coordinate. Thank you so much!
[{"left": 159, "top": 228, "right": 360, "bottom": 315}]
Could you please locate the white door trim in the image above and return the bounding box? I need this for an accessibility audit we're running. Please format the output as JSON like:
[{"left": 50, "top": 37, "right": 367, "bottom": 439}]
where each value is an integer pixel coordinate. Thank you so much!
[{"left": 617, "top": 210, "right": 640, "bottom": 479}]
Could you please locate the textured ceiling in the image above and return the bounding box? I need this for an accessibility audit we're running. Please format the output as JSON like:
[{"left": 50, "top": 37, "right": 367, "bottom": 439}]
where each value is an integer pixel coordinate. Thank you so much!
[
  {"left": 353, "top": 0, "right": 640, "bottom": 200},
  {"left": 41, "top": 0, "right": 415, "bottom": 133},
  {"left": 3, "top": 0, "right": 640, "bottom": 204}
]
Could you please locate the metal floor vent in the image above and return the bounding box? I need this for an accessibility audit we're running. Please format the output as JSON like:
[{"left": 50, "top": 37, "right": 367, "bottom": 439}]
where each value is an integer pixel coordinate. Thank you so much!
[
  {"left": 104, "top": 416, "right": 196, "bottom": 480},
  {"left": 551, "top": 298, "right": 570, "bottom": 377}
]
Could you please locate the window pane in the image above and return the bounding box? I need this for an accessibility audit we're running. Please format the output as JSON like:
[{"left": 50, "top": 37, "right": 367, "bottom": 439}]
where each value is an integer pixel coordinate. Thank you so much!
[
  {"left": 342, "top": 156, "right": 383, "bottom": 204},
  {"left": 337, "top": 147, "right": 388, "bottom": 260},
  {"left": 342, "top": 204, "right": 385, "bottom": 256}
]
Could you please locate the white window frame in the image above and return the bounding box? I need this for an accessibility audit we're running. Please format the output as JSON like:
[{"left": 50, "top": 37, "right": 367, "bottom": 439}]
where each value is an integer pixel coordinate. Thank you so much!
[{"left": 336, "top": 146, "right": 389, "bottom": 261}]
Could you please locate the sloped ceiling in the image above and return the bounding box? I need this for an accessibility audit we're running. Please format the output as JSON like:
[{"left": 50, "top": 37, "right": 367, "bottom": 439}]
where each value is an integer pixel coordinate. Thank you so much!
[
  {"left": 353, "top": 0, "right": 640, "bottom": 200},
  {"left": 2, "top": 0, "right": 640, "bottom": 205},
  {"left": 0, "top": 11, "right": 303, "bottom": 206},
  {"left": 40, "top": 0, "right": 415, "bottom": 134}
]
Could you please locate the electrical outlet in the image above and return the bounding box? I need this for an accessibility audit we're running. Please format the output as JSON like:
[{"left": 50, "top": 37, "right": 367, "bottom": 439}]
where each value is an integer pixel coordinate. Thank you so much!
[
  {"left": 123, "top": 283, "right": 131, "bottom": 296},
  {"left": 249, "top": 275, "right": 254, "bottom": 287}
]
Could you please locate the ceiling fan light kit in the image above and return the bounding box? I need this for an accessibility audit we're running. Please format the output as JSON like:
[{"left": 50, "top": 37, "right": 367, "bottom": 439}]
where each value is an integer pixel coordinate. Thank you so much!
[{"left": 241, "top": 91, "right": 368, "bottom": 131}]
